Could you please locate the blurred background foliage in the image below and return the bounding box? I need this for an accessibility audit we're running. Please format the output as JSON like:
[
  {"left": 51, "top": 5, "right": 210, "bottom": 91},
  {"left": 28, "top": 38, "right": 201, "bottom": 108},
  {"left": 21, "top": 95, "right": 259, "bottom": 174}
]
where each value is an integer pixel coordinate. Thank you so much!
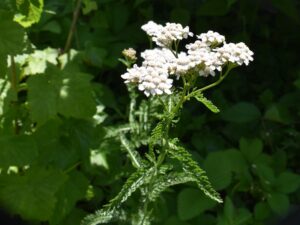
[{"left": 0, "top": 0, "right": 300, "bottom": 224}]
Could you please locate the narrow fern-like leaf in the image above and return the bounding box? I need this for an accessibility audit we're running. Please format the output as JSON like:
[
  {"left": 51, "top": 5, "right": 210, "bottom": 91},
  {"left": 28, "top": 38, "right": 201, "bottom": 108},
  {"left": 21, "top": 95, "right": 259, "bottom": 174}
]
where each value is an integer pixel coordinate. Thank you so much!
[
  {"left": 107, "top": 166, "right": 155, "bottom": 208},
  {"left": 168, "top": 139, "right": 223, "bottom": 203},
  {"left": 149, "top": 171, "right": 197, "bottom": 202},
  {"left": 81, "top": 208, "right": 125, "bottom": 225},
  {"left": 194, "top": 92, "right": 220, "bottom": 113},
  {"left": 120, "top": 133, "right": 143, "bottom": 168},
  {"left": 149, "top": 121, "right": 164, "bottom": 153}
]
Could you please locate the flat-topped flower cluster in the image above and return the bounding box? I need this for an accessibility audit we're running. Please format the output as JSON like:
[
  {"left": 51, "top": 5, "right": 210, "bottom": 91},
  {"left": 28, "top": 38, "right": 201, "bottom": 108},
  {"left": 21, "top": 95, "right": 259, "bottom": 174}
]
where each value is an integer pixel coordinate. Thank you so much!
[{"left": 121, "top": 21, "right": 254, "bottom": 96}]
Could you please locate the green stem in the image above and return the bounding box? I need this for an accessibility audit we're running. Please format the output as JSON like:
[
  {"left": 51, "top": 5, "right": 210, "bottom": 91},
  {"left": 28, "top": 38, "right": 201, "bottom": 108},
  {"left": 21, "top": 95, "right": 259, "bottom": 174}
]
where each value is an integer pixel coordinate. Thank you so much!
[
  {"left": 128, "top": 86, "right": 137, "bottom": 126},
  {"left": 186, "top": 65, "right": 233, "bottom": 99},
  {"left": 157, "top": 79, "right": 189, "bottom": 166}
]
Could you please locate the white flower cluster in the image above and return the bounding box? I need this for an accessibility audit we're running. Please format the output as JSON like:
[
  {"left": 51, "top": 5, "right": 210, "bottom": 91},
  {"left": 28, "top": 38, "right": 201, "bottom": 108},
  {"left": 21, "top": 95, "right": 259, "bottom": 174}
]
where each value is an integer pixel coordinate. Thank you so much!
[
  {"left": 142, "top": 21, "right": 193, "bottom": 48},
  {"left": 121, "top": 21, "right": 254, "bottom": 97}
]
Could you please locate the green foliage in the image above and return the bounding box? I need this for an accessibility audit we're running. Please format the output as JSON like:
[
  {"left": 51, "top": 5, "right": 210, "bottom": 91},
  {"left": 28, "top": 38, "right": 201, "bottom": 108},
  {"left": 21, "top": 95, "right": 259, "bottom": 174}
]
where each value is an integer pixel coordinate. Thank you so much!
[
  {"left": 0, "top": 10, "right": 25, "bottom": 64},
  {"left": 193, "top": 92, "right": 220, "bottom": 113},
  {"left": 0, "top": 0, "right": 300, "bottom": 225},
  {"left": 0, "top": 168, "right": 67, "bottom": 221},
  {"left": 14, "top": 0, "right": 44, "bottom": 27},
  {"left": 177, "top": 188, "right": 216, "bottom": 220},
  {"left": 169, "top": 139, "right": 223, "bottom": 203},
  {"left": 27, "top": 64, "right": 96, "bottom": 124},
  {"left": 221, "top": 102, "right": 261, "bottom": 123},
  {"left": 0, "top": 135, "right": 38, "bottom": 167}
]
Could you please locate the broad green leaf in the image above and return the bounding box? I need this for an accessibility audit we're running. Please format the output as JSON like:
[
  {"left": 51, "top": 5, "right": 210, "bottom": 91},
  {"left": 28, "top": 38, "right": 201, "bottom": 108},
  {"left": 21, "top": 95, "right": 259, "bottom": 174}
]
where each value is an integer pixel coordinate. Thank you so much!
[
  {"left": 27, "top": 71, "right": 58, "bottom": 124},
  {"left": 221, "top": 102, "right": 261, "bottom": 123},
  {"left": 194, "top": 92, "right": 220, "bottom": 113},
  {"left": 55, "top": 70, "right": 96, "bottom": 119},
  {"left": 50, "top": 171, "right": 89, "bottom": 225},
  {"left": 33, "top": 119, "right": 80, "bottom": 169},
  {"left": 178, "top": 188, "right": 216, "bottom": 220},
  {"left": 275, "top": 172, "right": 300, "bottom": 194},
  {"left": 255, "top": 164, "right": 275, "bottom": 187},
  {"left": 14, "top": 0, "right": 44, "bottom": 28},
  {"left": 27, "top": 65, "right": 96, "bottom": 124},
  {"left": 254, "top": 202, "right": 270, "bottom": 220},
  {"left": 267, "top": 192, "right": 289, "bottom": 214},
  {"left": 239, "top": 137, "right": 263, "bottom": 162},
  {"left": 0, "top": 11, "right": 26, "bottom": 57},
  {"left": 264, "top": 104, "right": 293, "bottom": 124},
  {"left": 204, "top": 151, "right": 232, "bottom": 190},
  {"left": 0, "top": 135, "right": 38, "bottom": 167},
  {"left": 224, "top": 149, "right": 248, "bottom": 174},
  {"left": 0, "top": 168, "right": 67, "bottom": 221}
]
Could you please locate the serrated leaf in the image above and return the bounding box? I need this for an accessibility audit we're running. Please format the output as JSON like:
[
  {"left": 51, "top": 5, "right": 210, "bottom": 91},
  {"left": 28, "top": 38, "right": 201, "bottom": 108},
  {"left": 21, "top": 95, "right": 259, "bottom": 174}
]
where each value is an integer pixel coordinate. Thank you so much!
[
  {"left": 168, "top": 139, "right": 222, "bottom": 203},
  {"left": 149, "top": 171, "right": 197, "bottom": 202},
  {"left": 108, "top": 166, "right": 155, "bottom": 208},
  {"left": 177, "top": 188, "right": 216, "bottom": 220},
  {"left": 82, "top": 166, "right": 155, "bottom": 225},
  {"left": 0, "top": 135, "right": 38, "bottom": 167},
  {"left": 0, "top": 168, "right": 67, "bottom": 221},
  {"left": 14, "top": 0, "right": 44, "bottom": 28},
  {"left": 194, "top": 92, "right": 220, "bottom": 113},
  {"left": 239, "top": 137, "right": 263, "bottom": 162},
  {"left": 0, "top": 11, "right": 26, "bottom": 57},
  {"left": 222, "top": 102, "right": 261, "bottom": 123}
]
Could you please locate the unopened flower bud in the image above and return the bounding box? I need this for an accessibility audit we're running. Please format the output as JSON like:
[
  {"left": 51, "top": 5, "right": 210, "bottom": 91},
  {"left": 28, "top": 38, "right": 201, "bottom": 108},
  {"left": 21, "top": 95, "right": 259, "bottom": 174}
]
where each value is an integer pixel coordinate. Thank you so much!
[{"left": 122, "top": 48, "right": 137, "bottom": 61}]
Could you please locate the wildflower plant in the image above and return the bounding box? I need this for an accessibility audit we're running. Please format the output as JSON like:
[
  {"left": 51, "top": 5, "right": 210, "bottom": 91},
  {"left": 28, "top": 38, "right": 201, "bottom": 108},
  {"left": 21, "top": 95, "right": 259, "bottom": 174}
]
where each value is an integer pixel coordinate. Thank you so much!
[{"left": 82, "top": 21, "right": 253, "bottom": 225}]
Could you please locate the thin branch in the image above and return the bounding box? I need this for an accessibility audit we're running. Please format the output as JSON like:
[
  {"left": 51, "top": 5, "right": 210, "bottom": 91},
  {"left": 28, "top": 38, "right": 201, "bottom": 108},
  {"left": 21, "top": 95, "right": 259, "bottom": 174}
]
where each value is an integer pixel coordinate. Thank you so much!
[{"left": 63, "top": 0, "right": 82, "bottom": 53}]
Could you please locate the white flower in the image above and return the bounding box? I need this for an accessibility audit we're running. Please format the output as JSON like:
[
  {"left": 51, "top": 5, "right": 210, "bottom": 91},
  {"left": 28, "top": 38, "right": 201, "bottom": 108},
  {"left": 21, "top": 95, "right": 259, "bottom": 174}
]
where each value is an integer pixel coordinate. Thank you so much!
[
  {"left": 121, "top": 65, "right": 146, "bottom": 84},
  {"left": 141, "top": 48, "right": 176, "bottom": 74},
  {"left": 138, "top": 67, "right": 173, "bottom": 96},
  {"left": 197, "top": 30, "right": 225, "bottom": 47},
  {"left": 122, "top": 22, "right": 254, "bottom": 97},
  {"left": 141, "top": 21, "right": 163, "bottom": 37},
  {"left": 185, "top": 41, "right": 223, "bottom": 77},
  {"left": 142, "top": 21, "right": 193, "bottom": 48},
  {"left": 216, "top": 42, "right": 254, "bottom": 66}
]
